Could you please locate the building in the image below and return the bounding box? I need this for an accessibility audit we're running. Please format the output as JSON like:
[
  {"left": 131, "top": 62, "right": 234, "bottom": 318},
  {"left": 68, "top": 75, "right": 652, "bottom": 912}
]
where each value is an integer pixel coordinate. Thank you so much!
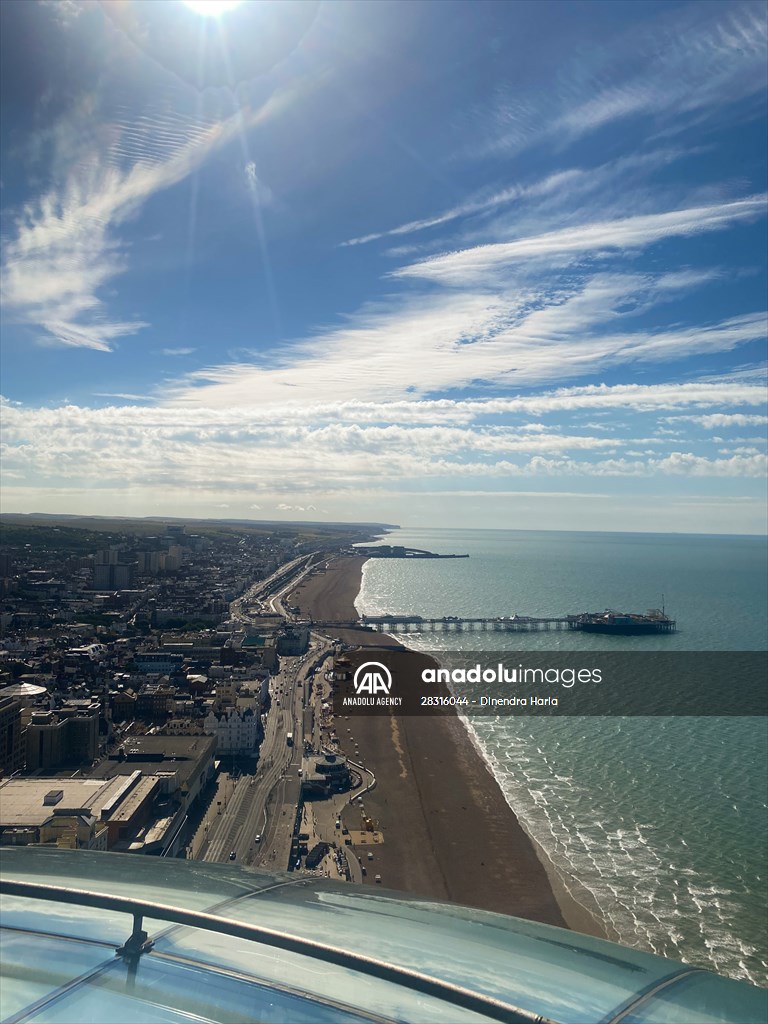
[
  {"left": 61, "top": 700, "right": 101, "bottom": 762},
  {"left": 93, "top": 563, "right": 134, "bottom": 590},
  {"left": 301, "top": 752, "right": 351, "bottom": 797},
  {"left": 0, "top": 695, "right": 24, "bottom": 776},
  {"left": 9, "top": 735, "right": 220, "bottom": 856},
  {"left": 135, "top": 683, "right": 177, "bottom": 720},
  {"left": 39, "top": 810, "right": 109, "bottom": 851},
  {"left": 25, "top": 711, "right": 66, "bottom": 771},
  {"left": 238, "top": 635, "right": 278, "bottom": 672},
  {"left": 63, "top": 644, "right": 108, "bottom": 676},
  {"left": 162, "top": 718, "right": 206, "bottom": 736},
  {"left": 110, "top": 688, "right": 137, "bottom": 721},
  {"left": 0, "top": 773, "right": 164, "bottom": 853},
  {"left": 203, "top": 705, "right": 259, "bottom": 755},
  {"left": 94, "top": 735, "right": 216, "bottom": 820},
  {"left": 25, "top": 700, "right": 101, "bottom": 772},
  {"left": 277, "top": 624, "right": 310, "bottom": 656},
  {"left": 133, "top": 652, "right": 185, "bottom": 676}
]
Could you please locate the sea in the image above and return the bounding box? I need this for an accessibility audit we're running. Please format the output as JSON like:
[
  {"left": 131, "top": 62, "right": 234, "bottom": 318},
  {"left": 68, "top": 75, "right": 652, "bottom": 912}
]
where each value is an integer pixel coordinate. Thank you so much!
[{"left": 354, "top": 528, "right": 768, "bottom": 986}]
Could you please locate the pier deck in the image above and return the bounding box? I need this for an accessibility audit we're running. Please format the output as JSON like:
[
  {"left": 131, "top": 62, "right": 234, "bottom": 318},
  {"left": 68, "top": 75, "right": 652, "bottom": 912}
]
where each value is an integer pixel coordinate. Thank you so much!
[{"left": 312, "top": 613, "right": 676, "bottom": 634}]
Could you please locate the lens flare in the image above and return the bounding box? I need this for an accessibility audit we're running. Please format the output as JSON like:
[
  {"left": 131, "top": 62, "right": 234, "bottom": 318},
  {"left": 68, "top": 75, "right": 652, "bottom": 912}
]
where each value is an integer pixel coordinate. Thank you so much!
[{"left": 181, "top": 0, "right": 243, "bottom": 17}]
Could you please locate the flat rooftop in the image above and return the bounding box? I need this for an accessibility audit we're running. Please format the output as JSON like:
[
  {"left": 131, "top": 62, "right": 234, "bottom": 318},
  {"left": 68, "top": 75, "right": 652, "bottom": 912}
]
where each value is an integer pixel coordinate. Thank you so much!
[
  {"left": 90, "top": 735, "right": 215, "bottom": 786},
  {"left": 0, "top": 776, "right": 128, "bottom": 827}
]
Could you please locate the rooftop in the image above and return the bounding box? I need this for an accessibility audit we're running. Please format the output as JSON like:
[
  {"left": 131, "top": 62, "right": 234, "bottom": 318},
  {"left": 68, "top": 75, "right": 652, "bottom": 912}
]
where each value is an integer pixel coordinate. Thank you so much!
[{"left": 0, "top": 776, "right": 132, "bottom": 827}]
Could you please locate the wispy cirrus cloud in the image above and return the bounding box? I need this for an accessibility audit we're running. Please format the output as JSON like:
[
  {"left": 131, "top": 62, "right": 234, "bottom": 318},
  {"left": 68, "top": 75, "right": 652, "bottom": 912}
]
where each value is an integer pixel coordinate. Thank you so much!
[
  {"left": 341, "top": 147, "right": 698, "bottom": 248},
  {"left": 553, "top": 3, "right": 767, "bottom": 141},
  {"left": 0, "top": 90, "right": 296, "bottom": 351},
  {"left": 161, "top": 270, "right": 765, "bottom": 409},
  {"left": 475, "top": 1, "right": 767, "bottom": 157},
  {"left": 392, "top": 196, "right": 767, "bottom": 285},
  {"left": 92, "top": 392, "right": 152, "bottom": 401},
  {"left": 341, "top": 167, "right": 586, "bottom": 248}
]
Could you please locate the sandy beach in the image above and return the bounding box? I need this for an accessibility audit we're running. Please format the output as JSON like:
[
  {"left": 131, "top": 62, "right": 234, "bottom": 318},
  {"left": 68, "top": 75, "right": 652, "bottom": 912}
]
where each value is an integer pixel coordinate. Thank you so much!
[{"left": 287, "top": 556, "right": 607, "bottom": 936}]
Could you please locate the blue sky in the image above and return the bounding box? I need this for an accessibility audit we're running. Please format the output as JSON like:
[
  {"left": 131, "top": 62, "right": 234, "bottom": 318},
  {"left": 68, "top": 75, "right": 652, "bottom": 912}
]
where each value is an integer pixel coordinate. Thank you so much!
[{"left": 1, "top": 0, "right": 766, "bottom": 532}]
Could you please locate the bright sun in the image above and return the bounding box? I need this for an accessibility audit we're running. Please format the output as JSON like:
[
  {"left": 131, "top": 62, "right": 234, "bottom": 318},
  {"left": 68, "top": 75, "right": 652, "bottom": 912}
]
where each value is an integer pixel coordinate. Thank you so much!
[{"left": 181, "top": 0, "right": 243, "bottom": 16}]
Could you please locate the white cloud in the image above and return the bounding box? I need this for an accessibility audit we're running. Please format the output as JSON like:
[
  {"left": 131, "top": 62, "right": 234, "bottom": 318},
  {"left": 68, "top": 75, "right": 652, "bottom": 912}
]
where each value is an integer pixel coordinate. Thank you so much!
[
  {"left": 666, "top": 413, "right": 768, "bottom": 429},
  {"left": 92, "top": 392, "right": 151, "bottom": 401},
  {"left": 163, "top": 271, "right": 765, "bottom": 409},
  {"left": 483, "top": 452, "right": 768, "bottom": 478},
  {"left": 2, "top": 385, "right": 765, "bottom": 508},
  {"left": 341, "top": 147, "right": 696, "bottom": 248},
  {"left": 393, "top": 197, "right": 767, "bottom": 286},
  {"left": 477, "top": 2, "right": 767, "bottom": 157},
  {"left": 554, "top": 4, "right": 767, "bottom": 140},
  {"left": 341, "top": 167, "right": 597, "bottom": 247},
  {"left": 0, "top": 90, "right": 297, "bottom": 350},
  {"left": 285, "top": 383, "right": 767, "bottom": 423},
  {"left": 244, "top": 161, "right": 273, "bottom": 204},
  {"left": 6, "top": 380, "right": 766, "bottom": 427},
  {"left": 41, "top": 1, "right": 83, "bottom": 26},
  {"left": 160, "top": 347, "right": 197, "bottom": 357}
]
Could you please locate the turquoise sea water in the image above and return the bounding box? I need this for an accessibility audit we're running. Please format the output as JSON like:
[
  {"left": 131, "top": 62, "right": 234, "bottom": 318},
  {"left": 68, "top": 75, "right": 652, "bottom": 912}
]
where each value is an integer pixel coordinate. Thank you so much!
[{"left": 355, "top": 529, "right": 768, "bottom": 986}]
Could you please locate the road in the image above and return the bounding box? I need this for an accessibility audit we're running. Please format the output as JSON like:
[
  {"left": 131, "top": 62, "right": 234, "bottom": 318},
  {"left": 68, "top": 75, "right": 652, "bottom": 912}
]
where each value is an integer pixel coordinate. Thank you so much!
[
  {"left": 196, "top": 654, "right": 304, "bottom": 867},
  {"left": 191, "top": 557, "right": 332, "bottom": 869},
  {"left": 188, "top": 552, "right": 337, "bottom": 872}
]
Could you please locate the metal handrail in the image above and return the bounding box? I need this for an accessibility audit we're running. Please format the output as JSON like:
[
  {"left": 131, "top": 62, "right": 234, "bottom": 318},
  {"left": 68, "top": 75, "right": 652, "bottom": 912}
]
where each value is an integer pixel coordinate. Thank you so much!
[{"left": 0, "top": 877, "right": 557, "bottom": 1024}]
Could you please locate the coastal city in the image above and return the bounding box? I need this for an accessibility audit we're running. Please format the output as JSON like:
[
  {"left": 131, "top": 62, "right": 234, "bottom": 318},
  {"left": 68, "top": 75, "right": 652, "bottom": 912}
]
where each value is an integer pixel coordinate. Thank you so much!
[
  {"left": 1, "top": 0, "right": 766, "bottom": 1016},
  {"left": 0, "top": 514, "right": 395, "bottom": 885},
  {"left": 0, "top": 512, "right": 600, "bottom": 927}
]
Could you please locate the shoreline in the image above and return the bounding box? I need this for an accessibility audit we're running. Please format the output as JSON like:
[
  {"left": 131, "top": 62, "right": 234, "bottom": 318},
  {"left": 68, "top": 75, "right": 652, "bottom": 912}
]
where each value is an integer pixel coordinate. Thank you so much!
[
  {"left": 289, "top": 554, "right": 608, "bottom": 938},
  {"left": 451, "top": 696, "right": 610, "bottom": 940}
]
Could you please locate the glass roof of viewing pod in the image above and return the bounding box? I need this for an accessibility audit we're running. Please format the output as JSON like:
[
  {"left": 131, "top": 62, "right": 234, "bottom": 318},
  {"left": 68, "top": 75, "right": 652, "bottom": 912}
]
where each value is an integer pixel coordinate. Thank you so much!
[{"left": 1, "top": 847, "right": 766, "bottom": 1024}]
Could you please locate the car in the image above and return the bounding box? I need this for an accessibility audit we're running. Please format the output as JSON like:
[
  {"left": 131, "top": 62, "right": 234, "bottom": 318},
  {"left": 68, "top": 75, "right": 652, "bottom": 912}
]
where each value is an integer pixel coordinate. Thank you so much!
[
  {"left": 229, "top": 851, "right": 236, "bottom": 861},
  {"left": 254, "top": 834, "right": 262, "bottom": 843},
  {"left": 297, "top": 768, "right": 302, "bottom": 776},
  {"left": 374, "top": 874, "right": 382, "bottom": 883}
]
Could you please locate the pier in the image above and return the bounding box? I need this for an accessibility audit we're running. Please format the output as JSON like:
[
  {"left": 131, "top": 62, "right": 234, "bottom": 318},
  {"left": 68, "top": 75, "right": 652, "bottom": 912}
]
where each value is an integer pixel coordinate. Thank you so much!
[
  {"left": 312, "top": 611, "right": 676, "bottom": 635},
  {"left": 353, "top": 546, "right": 468, "bottom": 559}
]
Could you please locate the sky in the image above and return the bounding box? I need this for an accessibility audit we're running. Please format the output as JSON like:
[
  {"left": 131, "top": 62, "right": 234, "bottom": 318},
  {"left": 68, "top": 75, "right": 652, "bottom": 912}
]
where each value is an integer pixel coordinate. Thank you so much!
[{"left": 0, "top": 0, "right": 766, "bottom": 533}]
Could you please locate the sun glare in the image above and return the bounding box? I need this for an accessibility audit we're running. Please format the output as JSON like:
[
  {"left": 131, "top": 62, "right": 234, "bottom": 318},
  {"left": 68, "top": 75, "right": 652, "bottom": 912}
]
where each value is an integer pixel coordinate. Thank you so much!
[{"left": 181, "top": 0, "right": 243, "bottom": 17}]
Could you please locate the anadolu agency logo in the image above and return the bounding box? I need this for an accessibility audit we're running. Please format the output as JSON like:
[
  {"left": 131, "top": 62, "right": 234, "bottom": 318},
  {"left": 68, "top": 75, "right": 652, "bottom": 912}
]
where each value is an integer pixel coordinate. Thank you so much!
[
  {"left": 344, "top": 662, "right": 402, "bottom": 707},
  {"left": 353, "top": 662, "right": 392, "bottom": 695}
]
